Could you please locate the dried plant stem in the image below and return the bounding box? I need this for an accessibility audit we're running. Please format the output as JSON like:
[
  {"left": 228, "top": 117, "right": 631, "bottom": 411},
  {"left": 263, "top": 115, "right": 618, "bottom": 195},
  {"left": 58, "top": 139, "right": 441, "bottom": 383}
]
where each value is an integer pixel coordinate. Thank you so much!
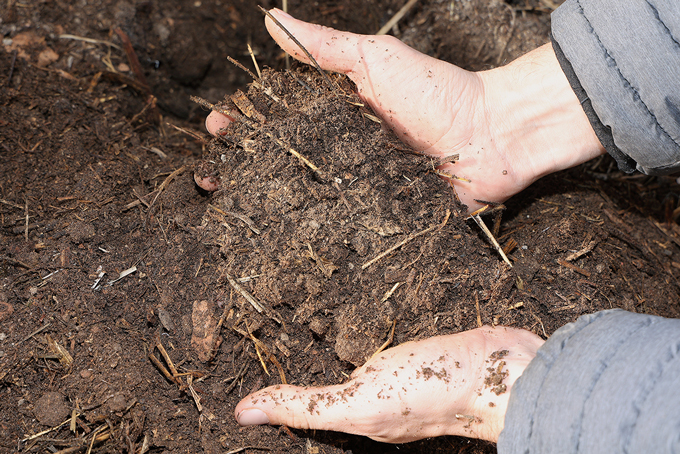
[
  {"left": 363, "top": 210, "right": 451, "bottom": 270},
  {"left": 471, "top": 214, "right": 512, "bottom": 267}
]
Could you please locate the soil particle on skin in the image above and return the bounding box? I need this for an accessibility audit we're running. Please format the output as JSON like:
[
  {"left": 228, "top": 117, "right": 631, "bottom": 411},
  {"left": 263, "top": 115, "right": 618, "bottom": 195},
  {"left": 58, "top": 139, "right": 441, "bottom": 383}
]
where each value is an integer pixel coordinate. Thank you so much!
[{"left": 484, "top": 360, "right": 509, "bottom": 396}]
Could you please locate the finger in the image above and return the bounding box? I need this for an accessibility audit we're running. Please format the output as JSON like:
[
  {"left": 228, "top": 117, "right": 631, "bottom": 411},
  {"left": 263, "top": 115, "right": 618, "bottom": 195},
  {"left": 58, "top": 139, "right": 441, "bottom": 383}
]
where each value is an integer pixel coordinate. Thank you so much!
[
  {"left": 194, "top": 172, "right": 219, "bottom": 192},
  {"left": 205, "top": 110, "right": 233, "bottom": 137},
  {"left": 194, "top": 160, "right": 220, "bottom": 192}
]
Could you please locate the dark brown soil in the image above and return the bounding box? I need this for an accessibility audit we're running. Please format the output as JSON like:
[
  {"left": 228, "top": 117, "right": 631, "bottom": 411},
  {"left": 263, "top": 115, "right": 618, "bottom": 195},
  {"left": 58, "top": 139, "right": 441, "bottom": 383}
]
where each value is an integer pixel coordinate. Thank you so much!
[{"left": 3, "top": 1, "right": 680, "bottom": 453}]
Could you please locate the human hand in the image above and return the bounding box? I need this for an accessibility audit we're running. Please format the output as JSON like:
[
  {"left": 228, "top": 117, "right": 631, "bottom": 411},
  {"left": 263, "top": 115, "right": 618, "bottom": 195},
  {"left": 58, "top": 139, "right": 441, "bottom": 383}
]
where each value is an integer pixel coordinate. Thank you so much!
[
  {"left": 198, "top": 9, "right": 605, "bottom": 212},
  {"left": 234, "top": 326, "right": 544, "bottom": 443}
]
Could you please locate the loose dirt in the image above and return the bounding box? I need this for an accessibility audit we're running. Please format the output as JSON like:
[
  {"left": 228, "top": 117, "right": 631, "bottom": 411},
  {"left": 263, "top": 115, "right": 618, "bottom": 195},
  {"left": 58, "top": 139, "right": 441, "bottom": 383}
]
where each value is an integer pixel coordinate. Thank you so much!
[{"left": 2, "top": 1, "right": 680, "bottom": 453}]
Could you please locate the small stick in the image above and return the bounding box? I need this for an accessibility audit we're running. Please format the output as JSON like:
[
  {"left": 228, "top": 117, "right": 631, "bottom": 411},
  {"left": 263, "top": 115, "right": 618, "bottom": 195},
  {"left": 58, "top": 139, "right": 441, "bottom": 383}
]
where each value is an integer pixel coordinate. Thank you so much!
[
  {"left": 148, "top": 351, "right": 181, "bottom": 386},
  {"left": 209, "top": 205, "right": 260, "bottom": 235},
  {"left": 113, "top": 27, "right": 150, "bottom": 94},
  {"left": 557, "top": 258, "right": 591, "bottom": 278},
  {"left": 227, "top": 57, "right": 282, "bottom": 103},
  {"left": 0, "top": 198, "right": 23, "bottom": 209},
  {"left": 155, "top": 333, "right": 180, "bottom": 378},
  {"left": 471, "top": 214, "right": 512, "bottom": 267},
  {"left": 225, "top": 273, "right": 282, "bottom": 324},
  {"left": 258, "top": 6, "right": 335, "bottom": 90},
  {"left": 59, "top": 34, "right": 122, "bottom": 51},
  {"left": 149, "top": 165, "right": 187, "bottom": 207},
  {"left": 363, "top": 210, "right": 450, "bottom": 270},
  {"left": 379, "top": 282, "right": 402, "bottom": 304},
  {"left": 19, "top": 411, "right": 81, "bottom": 443},
  {"left": 474, "top": 292, "right": 482, "bottom": 327},
  {"left": 376, "top": 0, "right": 420, "bottom": 35},
  {"left": 247, "top": 43, "right": 262, "bottom": 79},
  {"left": 435, "top": 169, "right": 471, "bottom": 183},
  {"left": 225, "top": 447, "right": 272, "bottom": 454},
  {"left": 225, "top": 362, "right": 249, "bottom": 395},
  {"left": 8, "top": 50, "right": 18, "bottom": 85},
  {"left": 17, "top": 323, "right": 50, "bottom": 345},
  {"left": 167, "top": 123, "right": 209, "bottom": 144},
  {"left": 24, "top": 198, "right": 29, "bottom": 241},
  {"left": 227, "top": 55, "right": 258, "bottom": 80},
  {"left": 0, "top": 254, "right": 32, "bottom": 269},
  {"left": 367, "top": 320, "right": 397, "bottom": 363}
]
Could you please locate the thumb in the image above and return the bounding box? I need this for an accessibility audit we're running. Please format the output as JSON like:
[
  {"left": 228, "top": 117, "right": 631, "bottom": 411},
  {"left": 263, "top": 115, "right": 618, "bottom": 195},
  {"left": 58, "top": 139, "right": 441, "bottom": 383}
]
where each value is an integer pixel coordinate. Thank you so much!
[
  {"left": 264, "top": 8, "right": 372, "bottom": 75},
  {"left": 234, "top": 381, "right": 387, "bottom": 439}
]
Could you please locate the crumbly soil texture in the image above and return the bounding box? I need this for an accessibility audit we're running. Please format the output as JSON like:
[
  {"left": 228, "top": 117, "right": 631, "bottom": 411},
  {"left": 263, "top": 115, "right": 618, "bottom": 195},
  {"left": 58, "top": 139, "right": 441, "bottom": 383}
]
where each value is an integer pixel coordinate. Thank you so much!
[{"left": 3, "top": 1, "right": 680, "bottom": 453}]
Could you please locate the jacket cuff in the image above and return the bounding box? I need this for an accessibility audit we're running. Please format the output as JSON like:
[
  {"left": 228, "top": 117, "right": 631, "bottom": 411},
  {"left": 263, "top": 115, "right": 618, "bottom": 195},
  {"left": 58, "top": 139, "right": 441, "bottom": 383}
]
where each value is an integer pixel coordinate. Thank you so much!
[
  {"left": 550, "top": 0, "right": 680, "bottom": 176},
  {"left": 498, "top": 309, "right": 680, "bottom": 453},
  {"left": 551, "top": 35, "right": 636, "bottom": 173}
]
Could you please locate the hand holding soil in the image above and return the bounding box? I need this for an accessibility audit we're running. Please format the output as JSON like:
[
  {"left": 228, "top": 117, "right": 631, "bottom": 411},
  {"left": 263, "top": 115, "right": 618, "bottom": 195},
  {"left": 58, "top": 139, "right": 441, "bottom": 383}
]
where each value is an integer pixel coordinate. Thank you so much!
[
  {"left": 235, "top": 326, "right": 543, "bottom": 443},
  {"left": 200, "top": 8, "right": 606, "bottom": 213}
]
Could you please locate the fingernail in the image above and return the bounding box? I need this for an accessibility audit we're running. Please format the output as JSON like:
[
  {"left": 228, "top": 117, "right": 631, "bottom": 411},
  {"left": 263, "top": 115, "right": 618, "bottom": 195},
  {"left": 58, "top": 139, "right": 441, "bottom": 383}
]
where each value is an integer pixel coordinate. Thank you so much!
[
  {"left": 271, "top": 8, "right": 293, "bottom": 19},
  {"left": 237, "top": 409, "right": 270, "bottom": 426}
]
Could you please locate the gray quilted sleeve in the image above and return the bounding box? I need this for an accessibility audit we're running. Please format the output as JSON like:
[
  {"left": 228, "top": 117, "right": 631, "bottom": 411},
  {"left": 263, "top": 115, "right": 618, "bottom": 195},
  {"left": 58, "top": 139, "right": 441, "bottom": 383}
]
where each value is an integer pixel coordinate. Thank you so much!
[
  {"left": 551, "top": 0, "right": 680, "bottom": 175},
  {"left": 498, "top": 309, "right": 680, "bottom": 453}
]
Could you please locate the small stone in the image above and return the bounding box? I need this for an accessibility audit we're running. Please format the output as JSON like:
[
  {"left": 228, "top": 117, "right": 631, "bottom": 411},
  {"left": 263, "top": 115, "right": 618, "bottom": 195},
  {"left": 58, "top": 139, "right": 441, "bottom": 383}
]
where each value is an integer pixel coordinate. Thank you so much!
[
  {"left": 107, "top": 393, "right": 127, "bottom": 413},
  {"left": 34, "top": 392, "right": 70, "bottom": 426}
]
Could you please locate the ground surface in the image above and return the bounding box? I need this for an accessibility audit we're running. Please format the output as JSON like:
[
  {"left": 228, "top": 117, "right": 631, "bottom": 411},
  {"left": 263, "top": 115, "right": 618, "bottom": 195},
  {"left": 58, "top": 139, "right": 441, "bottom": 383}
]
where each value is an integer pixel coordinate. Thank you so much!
[{"left": 2, "top": 0, "right": 680, "bottom": 453}]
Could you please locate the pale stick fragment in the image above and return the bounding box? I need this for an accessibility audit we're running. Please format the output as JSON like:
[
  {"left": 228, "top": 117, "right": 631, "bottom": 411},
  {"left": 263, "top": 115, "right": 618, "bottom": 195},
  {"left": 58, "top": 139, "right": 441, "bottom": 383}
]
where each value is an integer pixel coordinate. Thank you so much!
[
  {"left": 376, "top": 0, "right": 420, "bottom": 35},
  {"left": 471, "top": 214, "right": 512, "bottom": 267},
  {"left": 225, "top": 273, "right": 282, "bottom": 324},
  {"left": 363, "top": 210, "right": 451, "bottom": 270}
]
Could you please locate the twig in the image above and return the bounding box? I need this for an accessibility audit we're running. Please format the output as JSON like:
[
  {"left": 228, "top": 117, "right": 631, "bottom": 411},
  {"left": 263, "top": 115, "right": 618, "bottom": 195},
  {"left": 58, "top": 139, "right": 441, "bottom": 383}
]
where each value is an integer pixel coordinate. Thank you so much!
[
  {"left": 225, "top": 362, "right": 249, "bottom": 395},
  {"left": 17, "top": 323, "right": 51, "bottom": 345},
  {"left": 167, "top": 123, "right": 209, "bottom": 144},
  {"left": 0, "top": 198, "right": 23, "bottom": 209},
  {"left": 113, "top": 27, "right": 150, "bottom": 94},
  {"left": 24, "top": 198, "right": 29, "bottom": 241},
  {"left": 258, "top": 6, "right": 335, "bottom": 90},
  {"left": 227, "top": 57, "right": 282, "bottom": 103},
  {"left": 247, "top": 43, "right": 262, "bottom": 79},
  {"left": 434, "top": 169, "right": 471, "bottom": 183},
  {"left": 19, "top": 411, "right": 81, "bottom": 443},
  {"left": 565, "top": 240, "right": 597, "bottom": 262},
  {"left": 233, "top": 324, "right": 287, "bottom": 384},
  {"left": 149, "top": 165, "right": 187, "bottom": 207},
  {"left": 208, "top": 204, "right": 260, "bottom": 235},
  {"left": 363, "top": 210, "right": 451, "bottom": 270},
  {"left": 8, "top": 50, "right": 18, "bottom": 85},
  {"left": 225, "top": 447, "right": 272, "bottom": 454},
  {"left": 225, "top": 273, "right": 282, "bottom": 324},
  {"left": 59, "top": 34, "right": 121, "bottom": 51},
  {"left": 265, "top": 131, "right": 321, "bottom": 174},
  {"left": 556, "top": 258, "right": 591, "bottom": 278},
  {"left": 376, "top": 0, "right": 420, "bottom": 35},
  {"left": 0, "top": 254, "right": 32, "bottom": 269},
  {"left": 474, "top": 292, "right": 482, "bottom": 327},
  {"left": 367, "top": 320, "right": 397, "bottom": 362},
  {"left": 471, "top": 214, "right": 512, "bottom": 267},
  {"left": 227, "top": 55, "right": 258, "bottom": 80},
  {"left": 379, "top": 282, "right": 402, "bottom": 304},
  {"left": 148, "top": 351, "right": 182, "bottom": 386}
]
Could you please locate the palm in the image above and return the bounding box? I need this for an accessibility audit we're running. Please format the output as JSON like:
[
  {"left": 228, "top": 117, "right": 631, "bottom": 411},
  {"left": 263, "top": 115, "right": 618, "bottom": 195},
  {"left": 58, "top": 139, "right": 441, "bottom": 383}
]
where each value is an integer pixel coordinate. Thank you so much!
[
  {"left": 264, "top": 14, "right": 528, "bottom": 212},
  {"left": 235, "top": 327, "right": 543, "bottom": 443}
]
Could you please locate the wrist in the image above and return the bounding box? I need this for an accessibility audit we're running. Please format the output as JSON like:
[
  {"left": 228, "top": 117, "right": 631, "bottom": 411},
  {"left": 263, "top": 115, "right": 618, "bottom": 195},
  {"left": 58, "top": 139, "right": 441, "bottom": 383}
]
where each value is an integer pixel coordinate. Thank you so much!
[
  {"left": 479, "top": 43, "right": 606, "bottom": 188},
  {"left": 466, "top": 327, "right": 544, "bottom": 443}
]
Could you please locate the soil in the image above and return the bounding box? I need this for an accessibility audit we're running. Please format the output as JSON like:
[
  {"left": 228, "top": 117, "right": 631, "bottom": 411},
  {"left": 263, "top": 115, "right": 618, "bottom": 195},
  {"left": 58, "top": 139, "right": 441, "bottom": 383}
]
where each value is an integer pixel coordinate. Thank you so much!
[{"left": 2, "top": 0, "right": 680, "bottom": 453}]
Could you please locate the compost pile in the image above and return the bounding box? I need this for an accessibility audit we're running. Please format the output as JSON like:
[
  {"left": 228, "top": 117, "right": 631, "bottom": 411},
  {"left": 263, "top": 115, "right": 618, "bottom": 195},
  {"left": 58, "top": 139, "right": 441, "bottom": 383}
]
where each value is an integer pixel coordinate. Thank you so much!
[{"left": 3, "top": 1, "right": 680, "bottom": 453}]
